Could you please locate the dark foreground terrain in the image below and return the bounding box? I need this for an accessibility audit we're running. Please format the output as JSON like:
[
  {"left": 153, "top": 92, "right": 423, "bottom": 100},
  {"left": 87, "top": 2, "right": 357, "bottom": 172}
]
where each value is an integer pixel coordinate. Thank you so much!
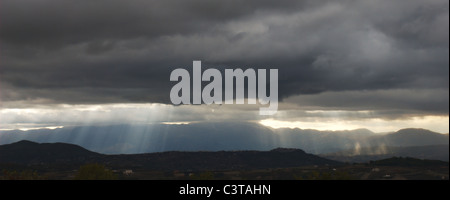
[{"left": 0, "top": 141, "right": 448, "bottom": 180}]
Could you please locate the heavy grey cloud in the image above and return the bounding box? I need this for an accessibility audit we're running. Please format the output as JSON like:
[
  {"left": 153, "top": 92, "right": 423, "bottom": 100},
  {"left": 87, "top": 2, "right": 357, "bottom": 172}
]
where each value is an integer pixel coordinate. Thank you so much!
[{"left": 1, "top": 0, "right": 448, "bottom": 116}]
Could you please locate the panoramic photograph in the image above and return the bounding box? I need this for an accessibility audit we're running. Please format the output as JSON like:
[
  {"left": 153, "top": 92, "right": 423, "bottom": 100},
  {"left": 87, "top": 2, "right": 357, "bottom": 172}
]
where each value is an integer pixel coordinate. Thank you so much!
[{"left": 0, "top": 0, "right": 448, "bottom": 188}]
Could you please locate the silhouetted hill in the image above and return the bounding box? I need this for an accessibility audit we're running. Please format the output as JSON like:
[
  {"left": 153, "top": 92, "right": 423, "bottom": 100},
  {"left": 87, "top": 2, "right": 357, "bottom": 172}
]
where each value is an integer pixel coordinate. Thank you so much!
[
  {"left": 105, "top": 148, "right": 340, "bottom": 171},
  {"left": 0, "top": 141, "right": 340, "bottom": 171},
  {"left": 0, "top": 140, "right": 102, "bottom": 164}
]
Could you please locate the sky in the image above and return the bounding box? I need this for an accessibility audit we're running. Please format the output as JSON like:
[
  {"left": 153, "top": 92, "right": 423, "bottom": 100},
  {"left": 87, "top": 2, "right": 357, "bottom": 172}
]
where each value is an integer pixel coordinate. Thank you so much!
[{"left": 0, "top": 0, "right": 449, "bottom": 133}]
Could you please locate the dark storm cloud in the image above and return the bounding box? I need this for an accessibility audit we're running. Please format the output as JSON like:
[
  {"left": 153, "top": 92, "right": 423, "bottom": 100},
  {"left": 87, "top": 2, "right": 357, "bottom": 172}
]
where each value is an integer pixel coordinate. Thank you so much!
[
  {"left": 0, "top": 0, "right": 306, "bottom": 47},
  {"left": 0, "top": 0, "right": 448, "bottom": 115}
]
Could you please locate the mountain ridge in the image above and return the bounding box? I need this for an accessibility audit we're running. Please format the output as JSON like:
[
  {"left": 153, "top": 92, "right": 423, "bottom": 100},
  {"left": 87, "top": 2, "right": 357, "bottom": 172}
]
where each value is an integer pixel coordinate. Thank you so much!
[
  {"left": 0, "top": 140, "right": 101, "bottom": 164},
  {"left": 0, "top": 140, "right": 340, "bottom": 171},
  {"left": 0, "top": 123, "right": 447, "bottom": 154}
]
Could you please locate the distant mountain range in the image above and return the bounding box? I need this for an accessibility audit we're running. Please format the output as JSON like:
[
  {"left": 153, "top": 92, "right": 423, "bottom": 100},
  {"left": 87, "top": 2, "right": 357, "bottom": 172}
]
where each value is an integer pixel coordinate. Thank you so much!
[
  {"left": 0, "top": 123, "right": 447, "bottom": 156},
  {"left": 274, "top": 127, "right": 448, "bottom": 154},
  {"left": 0, "top": 141, "right": 339, "bottom": 171}
]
